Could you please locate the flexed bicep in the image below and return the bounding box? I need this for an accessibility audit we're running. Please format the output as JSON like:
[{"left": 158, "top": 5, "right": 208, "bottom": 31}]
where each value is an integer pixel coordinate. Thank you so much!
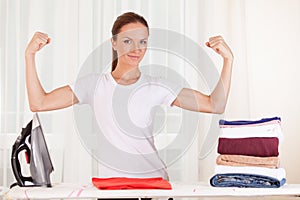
[
  {"left": 30, "top": 85, "right": 79, "bottom": 112},
  {"left": 174, "top": 36, "right": 233, "bottom": 114},
  {"left": 172, "top": 88, "right": 214, "bottom": 113},
  {"left": 26, "top": 32, "right": 78, "bottom": 112}
]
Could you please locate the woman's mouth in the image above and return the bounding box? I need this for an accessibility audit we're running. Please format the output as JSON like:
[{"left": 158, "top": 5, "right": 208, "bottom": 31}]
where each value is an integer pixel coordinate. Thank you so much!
[{"left": 127, "top": 54, "right": 140, "bottom": 60}]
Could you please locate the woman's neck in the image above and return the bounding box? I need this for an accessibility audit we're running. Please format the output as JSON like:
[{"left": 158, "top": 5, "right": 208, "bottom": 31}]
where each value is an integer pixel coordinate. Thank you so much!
[{"left": 111, "top": 65, "right": 141, "bottom": 84}]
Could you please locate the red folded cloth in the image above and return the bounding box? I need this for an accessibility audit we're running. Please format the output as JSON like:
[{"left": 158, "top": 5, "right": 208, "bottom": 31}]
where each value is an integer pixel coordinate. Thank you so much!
[{"left": 92, "top": 177, "right": 172, "bottom": 190}]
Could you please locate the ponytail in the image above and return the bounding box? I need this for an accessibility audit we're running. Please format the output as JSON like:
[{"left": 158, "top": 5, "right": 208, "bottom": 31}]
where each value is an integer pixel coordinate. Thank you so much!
[{"left": 112, "top": 48, "right": 118, "bottom": 72}]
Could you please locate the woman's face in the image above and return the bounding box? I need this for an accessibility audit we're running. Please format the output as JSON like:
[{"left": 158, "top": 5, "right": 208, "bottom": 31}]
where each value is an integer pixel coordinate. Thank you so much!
[{"left": 112, "top": 22, "right": 149, "bottom": 68}]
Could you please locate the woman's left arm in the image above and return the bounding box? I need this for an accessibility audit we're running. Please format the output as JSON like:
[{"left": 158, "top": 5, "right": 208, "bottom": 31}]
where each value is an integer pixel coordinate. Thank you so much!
[{"left": 172, "top": 36, "right": 234, "bottom": 114}]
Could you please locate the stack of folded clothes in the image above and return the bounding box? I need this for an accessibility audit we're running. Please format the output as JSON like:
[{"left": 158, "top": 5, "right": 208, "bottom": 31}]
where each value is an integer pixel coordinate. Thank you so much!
[{"left": 210, "top": 117, "right": 286, "bottom": 188}]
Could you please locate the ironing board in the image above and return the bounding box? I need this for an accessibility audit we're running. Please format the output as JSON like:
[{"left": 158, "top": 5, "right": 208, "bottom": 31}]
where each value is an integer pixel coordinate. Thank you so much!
[{"left": 4, "top": 182, "right": 300, "bottom": 199}]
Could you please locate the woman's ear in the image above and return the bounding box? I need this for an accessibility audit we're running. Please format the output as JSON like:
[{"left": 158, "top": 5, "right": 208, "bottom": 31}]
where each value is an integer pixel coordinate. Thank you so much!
[{"left": 111, "top": 38, "right": 117, "bottom": 51}]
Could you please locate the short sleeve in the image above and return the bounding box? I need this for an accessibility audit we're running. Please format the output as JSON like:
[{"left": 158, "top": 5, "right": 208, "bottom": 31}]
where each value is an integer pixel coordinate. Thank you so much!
[
  {"left": 156, "top": 77, "right": 184, "bottom": 106},
  {"left": 69, "top": 74, "right": 100, "bottom": 105}
]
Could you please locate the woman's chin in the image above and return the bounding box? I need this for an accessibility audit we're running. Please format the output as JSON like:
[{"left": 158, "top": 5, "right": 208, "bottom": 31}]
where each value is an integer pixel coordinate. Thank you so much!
[
  {"left": 118, "top": 57, "right": 142, "bottom": 68},
  {"left": 125, "top": 60, "right": 140, "bottom": 67}
]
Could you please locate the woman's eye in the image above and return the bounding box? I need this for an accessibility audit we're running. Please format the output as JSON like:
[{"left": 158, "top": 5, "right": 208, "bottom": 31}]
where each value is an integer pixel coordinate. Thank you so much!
[
  {"left": 123, "top": 40, "right": 131, "bottom": 44},
  {"left": 140, "top": 40, "right": 147, "bottom": 45}
]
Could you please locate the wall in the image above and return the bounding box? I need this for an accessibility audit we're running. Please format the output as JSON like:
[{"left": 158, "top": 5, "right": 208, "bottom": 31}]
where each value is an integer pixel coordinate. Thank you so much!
[{"left": 245, "top": 0, "right": 300, "bottom": 183}]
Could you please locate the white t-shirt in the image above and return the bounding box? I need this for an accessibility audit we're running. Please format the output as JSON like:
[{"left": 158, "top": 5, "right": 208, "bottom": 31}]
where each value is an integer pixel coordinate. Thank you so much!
[{"left": 70, "top": 72, "right": 183, "bottom": 179}]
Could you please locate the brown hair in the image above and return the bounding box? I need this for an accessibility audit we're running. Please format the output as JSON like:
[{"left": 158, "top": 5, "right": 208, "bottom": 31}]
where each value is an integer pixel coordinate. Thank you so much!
[{"left": 111, "top": 12, "right": 149, "bottom": 72}]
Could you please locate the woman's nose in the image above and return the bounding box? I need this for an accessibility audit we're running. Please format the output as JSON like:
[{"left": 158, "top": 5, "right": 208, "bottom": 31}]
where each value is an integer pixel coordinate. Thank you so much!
[{"left": 131, "top": 42, "right": 142, "bottom": 52}]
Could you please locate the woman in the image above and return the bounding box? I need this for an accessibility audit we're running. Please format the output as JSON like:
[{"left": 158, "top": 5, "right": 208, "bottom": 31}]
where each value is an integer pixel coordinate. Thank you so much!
[{"left": 25, "top": 12, "right": 233, "bottom": 199}]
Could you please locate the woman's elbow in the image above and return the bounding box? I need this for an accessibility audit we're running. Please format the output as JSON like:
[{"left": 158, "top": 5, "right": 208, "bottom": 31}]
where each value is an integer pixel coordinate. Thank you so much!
[
  {"left": 29, "top": 99, "right": 46, "bottom": 112},
  {"left": 29, "top": 104, "right": 43, "bottom": 112},
  {"left": 212, "top": 107, "right": 225, "bottom": 114},
  {"left": 210, "top": 101, "right": 226, "bottom": 114}
]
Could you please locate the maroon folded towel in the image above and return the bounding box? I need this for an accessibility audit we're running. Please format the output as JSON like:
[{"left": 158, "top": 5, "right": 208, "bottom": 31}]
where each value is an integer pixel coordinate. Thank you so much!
[{"left": 218, "top": 137, "right": 279, "bottom": 157}]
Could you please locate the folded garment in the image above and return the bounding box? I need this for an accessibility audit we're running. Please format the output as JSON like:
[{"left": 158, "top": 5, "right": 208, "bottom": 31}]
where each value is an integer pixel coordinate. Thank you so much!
[
  {"left": 218, "top": 137, "right": 279, "bottom": 157},
  {"left": 219, "top": 117, "right": 281, "bottom": 127},
  {"left": 219, "top": 123, "right": 283, "bottom": 142},
  {"left": 92, "top": 177, "right": 172, "bottom": 190},
  {"left": 210, "top": 173, "right": 286, "bottom": 188},
  {"left": 214, "top": 165, "right": 286, "bottom": 180},
  {"left": 216, "top": 154, "right": 280, "bottom": 168}
]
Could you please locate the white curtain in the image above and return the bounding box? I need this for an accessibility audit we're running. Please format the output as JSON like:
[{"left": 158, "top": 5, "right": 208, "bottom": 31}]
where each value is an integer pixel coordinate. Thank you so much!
[{"left": 1, "top": 0, "right": 300, "bottom": 191}]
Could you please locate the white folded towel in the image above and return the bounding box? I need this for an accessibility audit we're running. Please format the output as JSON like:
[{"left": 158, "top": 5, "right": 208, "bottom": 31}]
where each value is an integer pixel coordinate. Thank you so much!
[{"left": 219, "top": 123, "right": 284, "bottom": 142}]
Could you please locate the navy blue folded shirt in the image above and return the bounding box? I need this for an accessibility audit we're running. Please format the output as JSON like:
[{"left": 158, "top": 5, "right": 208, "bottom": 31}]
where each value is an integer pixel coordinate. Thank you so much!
[{"left": 219, "top": 117, "right": 281, "bottom": 126}]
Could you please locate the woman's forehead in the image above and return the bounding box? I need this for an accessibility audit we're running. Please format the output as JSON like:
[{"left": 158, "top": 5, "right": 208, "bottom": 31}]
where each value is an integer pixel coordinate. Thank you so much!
[{"left": 118, "top": 23, "right": 148, "bottom": 39}]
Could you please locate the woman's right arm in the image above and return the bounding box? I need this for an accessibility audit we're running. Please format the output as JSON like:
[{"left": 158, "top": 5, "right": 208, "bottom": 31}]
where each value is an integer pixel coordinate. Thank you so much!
[{"left": 26, "top": 32, "right": 78, "bottom": 112}]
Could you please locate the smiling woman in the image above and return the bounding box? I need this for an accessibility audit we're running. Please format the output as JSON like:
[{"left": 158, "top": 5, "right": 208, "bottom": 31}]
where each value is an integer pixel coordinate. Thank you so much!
[
  {"left": 110, "top": 13, "right": 149, "bottom": 85},
  {"left": 24, "top": 12, "right": 233, "bottom": 196},
  {"left": 111, "top": 12, "right": 149, "bottom": 74}
]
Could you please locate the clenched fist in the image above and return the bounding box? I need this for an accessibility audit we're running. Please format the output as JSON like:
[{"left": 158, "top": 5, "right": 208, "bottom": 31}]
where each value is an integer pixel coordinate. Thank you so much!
[
  {"left": 206, "top": 36, "right": 233, "bottom": 61},
  {"left": 25, "top": 32, "right": 50, "bottom": 55}
]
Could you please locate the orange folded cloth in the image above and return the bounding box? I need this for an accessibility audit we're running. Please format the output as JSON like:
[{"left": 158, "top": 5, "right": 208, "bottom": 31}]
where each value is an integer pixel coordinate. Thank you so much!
[
  {"left": 92, "top": 177, "right": 172, "bottom": 190},
  {"left": 216, "top": 154, "right": 280, "bottom": 168}
]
